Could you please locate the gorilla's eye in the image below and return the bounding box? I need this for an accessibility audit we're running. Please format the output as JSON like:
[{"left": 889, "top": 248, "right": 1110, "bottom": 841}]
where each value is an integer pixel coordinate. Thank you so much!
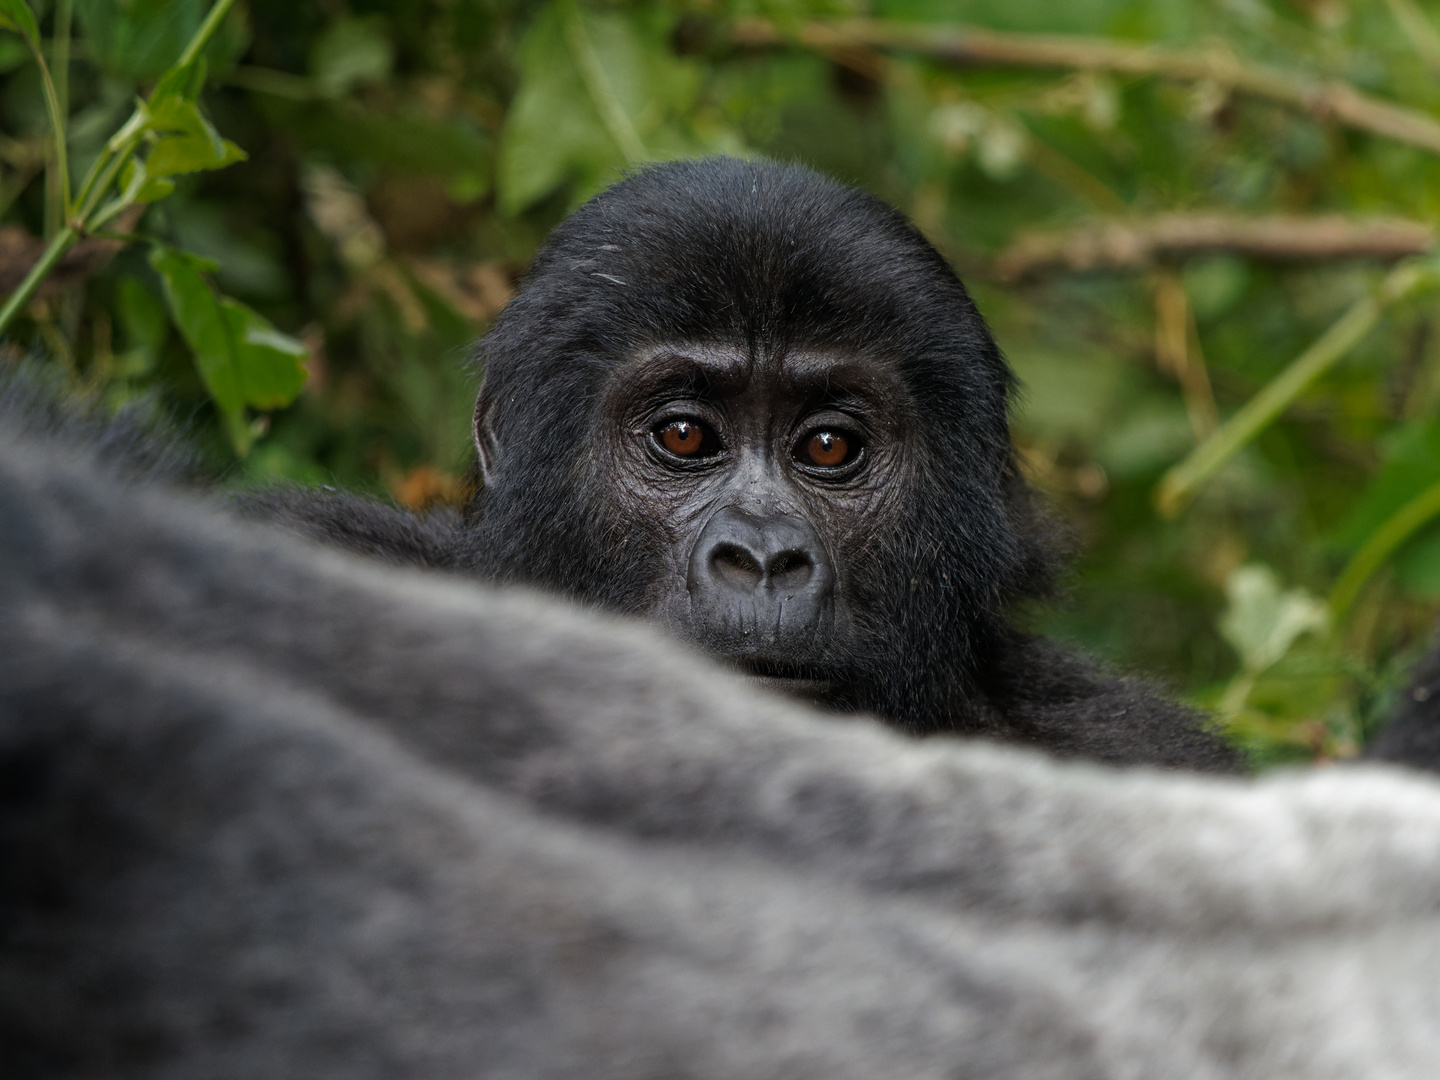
[
  {"left": 655, "top": 418, "right": 719, "bottom": 459},
  {"left": 802, "top": 430, "right": 854, "bottom": 469}
]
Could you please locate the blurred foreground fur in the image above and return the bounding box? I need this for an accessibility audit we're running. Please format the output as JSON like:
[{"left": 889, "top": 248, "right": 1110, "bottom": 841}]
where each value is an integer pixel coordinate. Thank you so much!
[{"left": 7, "top": 385, "right": 1440, "bottom": 1077}]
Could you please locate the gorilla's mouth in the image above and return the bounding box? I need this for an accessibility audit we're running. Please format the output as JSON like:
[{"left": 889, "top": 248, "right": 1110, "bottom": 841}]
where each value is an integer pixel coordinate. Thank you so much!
[{"left": 737, "top": 659, "right": 836, "bottom": 706}]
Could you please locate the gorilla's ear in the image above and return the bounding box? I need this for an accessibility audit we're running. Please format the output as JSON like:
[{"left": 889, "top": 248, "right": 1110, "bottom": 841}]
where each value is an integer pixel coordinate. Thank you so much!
[{"left": 473, "top": 381, "right": 500, "bottom": 487}]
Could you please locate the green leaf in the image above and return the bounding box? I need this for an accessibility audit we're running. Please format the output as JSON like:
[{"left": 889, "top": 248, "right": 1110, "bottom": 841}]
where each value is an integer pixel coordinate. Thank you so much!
[
  {"left": 74, "top": 0, "right": 208, "bottom": 82},
  {"left": 145, "top": 96, "right": 246, "bottom": 177},
  {"left": 223, "top": 299, "right": 308, "bottom": 408},
  {"left": 119, "top": 158, "right": 175, "bottom": 204},
  {"left": 148, "top": 246, "right": 307, "bottom": 431},
  {"left": 498, "top": 6, "right": 612, "bottom": 214},
  {"left": 1219, "top": 564, "right": 1328, "bottom": 675},
  {"left": 497, "top": 5, "right": 701, "bottom": 214},
  {"left": 0, "top": 0, "right": 39, "bottom": 49}
]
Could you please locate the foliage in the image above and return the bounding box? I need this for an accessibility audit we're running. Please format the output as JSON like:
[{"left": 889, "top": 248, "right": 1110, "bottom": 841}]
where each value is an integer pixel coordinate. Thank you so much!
[{"left": 3, "top": 0, "right": 1440, "bottom": 763}]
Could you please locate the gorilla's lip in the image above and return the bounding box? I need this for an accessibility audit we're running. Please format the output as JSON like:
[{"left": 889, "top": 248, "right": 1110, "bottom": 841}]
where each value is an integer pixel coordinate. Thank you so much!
[{"left": 736, "top": 659, "right": 835, "bottom": 705}]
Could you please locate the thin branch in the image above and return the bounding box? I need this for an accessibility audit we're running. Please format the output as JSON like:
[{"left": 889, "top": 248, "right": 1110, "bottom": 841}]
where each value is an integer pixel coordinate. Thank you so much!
[
  {"left": 994, "top": 213, "right": 1434, "bottom": 280},
  {"left": 730, "top": 18, "right": 1440, "bottom": 158},
  {"left": 1155, "top": 261, "right": 1438, "bottom": 517},
  {"left": 1153, "top": 270, "right": 1218, "bottom": 441}
]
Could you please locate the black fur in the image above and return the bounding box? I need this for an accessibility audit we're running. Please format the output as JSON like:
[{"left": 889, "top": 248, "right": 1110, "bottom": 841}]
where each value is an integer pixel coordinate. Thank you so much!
[
  {"left": 245, "top": 157, "right": 1238, "bottom": 770},
  {"left": 1369, "top": 637, "right": 1440, "bottom": 770}
]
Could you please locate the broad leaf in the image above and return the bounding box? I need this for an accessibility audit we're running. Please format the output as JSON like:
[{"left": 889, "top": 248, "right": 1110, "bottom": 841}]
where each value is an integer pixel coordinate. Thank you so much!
[
  {"left": 497, "top": 5, "right": 701, "bottom": 214},
  {"left": 149, "top": 247, "right": 306, "bottom": 427},
  {"left": 119, "top": 158, "right": 175, "bottom": 204},
  {"left": 145, "top": 96, "right": 246, "bottom": 177},
  {"left": 1219, "top": 564, "right": 1328, "bottom": 675},
  {"left": 74, "top": 0, "right": 208, "bottom": 82}
]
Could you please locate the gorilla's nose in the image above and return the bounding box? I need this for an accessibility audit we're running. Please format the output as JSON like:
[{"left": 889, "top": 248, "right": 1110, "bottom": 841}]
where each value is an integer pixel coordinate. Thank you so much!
[{"left": 686, "top": 507, "right": 833, "bottom": 643}]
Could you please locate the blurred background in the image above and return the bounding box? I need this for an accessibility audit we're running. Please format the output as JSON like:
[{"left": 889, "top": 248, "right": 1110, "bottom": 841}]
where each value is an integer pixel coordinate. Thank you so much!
[{"left": 4, "top": 0, "right": 1440, "bottom": 764}]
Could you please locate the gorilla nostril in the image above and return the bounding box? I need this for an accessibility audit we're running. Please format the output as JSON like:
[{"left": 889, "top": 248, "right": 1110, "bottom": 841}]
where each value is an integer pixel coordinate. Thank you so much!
[
  {"left": 712, "top": 543, "right": 763, "bottom": 587},
  {"left": 768, "top": 550, "right": 813, "bottom": 586}
]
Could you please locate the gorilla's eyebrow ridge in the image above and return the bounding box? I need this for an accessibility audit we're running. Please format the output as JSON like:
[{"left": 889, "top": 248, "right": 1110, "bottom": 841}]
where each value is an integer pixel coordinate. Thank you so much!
[{"left": 620, "top": 347, "right": 750, "bottom": 399}]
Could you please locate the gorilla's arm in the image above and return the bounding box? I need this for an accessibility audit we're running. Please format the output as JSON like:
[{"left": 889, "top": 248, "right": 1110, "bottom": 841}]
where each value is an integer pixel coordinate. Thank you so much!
[
  {"left": 234, "top": 487, "right": 465, "bottom": 569},
  {"left": 984, "top": 634, "right": 1243, "bottom": 772}
]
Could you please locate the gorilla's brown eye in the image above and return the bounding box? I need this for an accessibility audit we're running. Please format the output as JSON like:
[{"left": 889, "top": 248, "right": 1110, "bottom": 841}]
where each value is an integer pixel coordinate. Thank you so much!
[
  {"left": 657, "top": 419, "right": 714, "bottom": 458},
  {"left": 804, "top": 431, "right": 851, "bottom": 468}
]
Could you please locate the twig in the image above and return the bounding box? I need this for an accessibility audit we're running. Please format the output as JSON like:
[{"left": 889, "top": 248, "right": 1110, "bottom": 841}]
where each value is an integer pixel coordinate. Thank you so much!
[
  {"left": 994, "top": 214, "right": 1434, "bottom": 280},
  {"left": 730, "top": 18, "right": 1440, "bottom": 158},
  {"left": 1153, "top": 270, "right": 1218, "bottom": 441}
]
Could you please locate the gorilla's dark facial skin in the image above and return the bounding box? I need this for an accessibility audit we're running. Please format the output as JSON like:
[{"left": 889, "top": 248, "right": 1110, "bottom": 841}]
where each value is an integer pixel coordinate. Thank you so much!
[
  {"left": 598, "top": 341, "right": 913, "bottom": 706},
  {"left": 249, "top": 156, "right": 1240, "bottom": 768}
]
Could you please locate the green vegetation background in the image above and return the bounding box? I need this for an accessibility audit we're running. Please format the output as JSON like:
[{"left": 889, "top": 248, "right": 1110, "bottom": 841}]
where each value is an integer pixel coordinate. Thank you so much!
[{"left": 6, "top": 0, "right": 1440, "bottom": 765}]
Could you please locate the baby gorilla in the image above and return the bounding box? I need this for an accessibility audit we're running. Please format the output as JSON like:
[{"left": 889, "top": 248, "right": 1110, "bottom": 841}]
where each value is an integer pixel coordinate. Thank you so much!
[{"left": 251, "top": 157, "right": 1239, "bottom": 771}]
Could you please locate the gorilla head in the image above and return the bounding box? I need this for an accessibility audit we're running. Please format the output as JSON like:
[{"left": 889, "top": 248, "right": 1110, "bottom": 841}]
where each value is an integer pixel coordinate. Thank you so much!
[{"left": 464, "top": 158, "right": 1056, "bottom": 734}]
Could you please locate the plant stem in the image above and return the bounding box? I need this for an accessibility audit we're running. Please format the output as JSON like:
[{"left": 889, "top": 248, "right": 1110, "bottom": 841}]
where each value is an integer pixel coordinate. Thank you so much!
[
  {"left": 0, "top": 0, "right": 238, "bottom": 339},
  {"left": 53, "top": 0, "right": 71, "bottom": 119},
  {"left": 177, "top": 0, "right": 238, "bottom": 71},
  {"left": 0, "top": 225, "right": 77, "bottom": 335},
  {"left": 33, "top": 21, "right": 69, "bottom": 235},
  {"left": 1330, "top": 479, "right": 1440, "bottom": 620},
  {"left": 74, "top": 146, "right": 132, "bottom": 223},
  {"left": 1155, "top": 261, "right": 1434, "bottom": 516}
]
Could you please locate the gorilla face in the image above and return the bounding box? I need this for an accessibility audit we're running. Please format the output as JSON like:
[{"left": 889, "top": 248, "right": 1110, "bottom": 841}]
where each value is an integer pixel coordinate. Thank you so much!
[
  {"left": 594, "top": 340, "right": 916, "bottom": 705},
  {"left": 465, "top": 157, "right": 1055, "bottom": 732}
]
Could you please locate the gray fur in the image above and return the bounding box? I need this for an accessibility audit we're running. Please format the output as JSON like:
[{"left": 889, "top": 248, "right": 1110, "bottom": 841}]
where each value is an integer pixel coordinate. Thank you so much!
[{"left": 6, "top": 401, "right": 1440, "bottom": 1077}]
